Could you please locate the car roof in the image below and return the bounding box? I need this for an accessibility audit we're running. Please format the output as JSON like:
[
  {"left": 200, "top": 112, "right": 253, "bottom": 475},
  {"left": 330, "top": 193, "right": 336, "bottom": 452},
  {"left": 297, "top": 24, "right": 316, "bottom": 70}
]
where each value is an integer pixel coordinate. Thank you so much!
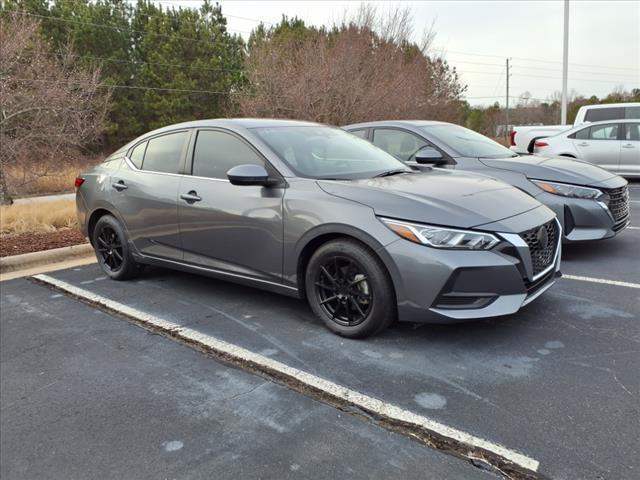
[
  {"left": 579, "top": 102, "right": 640, "bottom": 110},
  {"left": 151, "top": 118, "right": 323, "bottom": 131},
  {"left": 343, "top": 120, "right": 452, "bottom": 129},
  {"left": 109, "top": 118, "right": 324, "bottom": 157},
  {"left": 570, "top": 118, "right": 638, "bottom": 131}
]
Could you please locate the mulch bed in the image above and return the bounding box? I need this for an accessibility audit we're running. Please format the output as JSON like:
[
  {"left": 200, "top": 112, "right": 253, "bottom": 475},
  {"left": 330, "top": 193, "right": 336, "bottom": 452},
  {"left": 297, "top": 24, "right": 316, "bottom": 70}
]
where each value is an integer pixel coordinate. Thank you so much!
[{"left": 0, "top": 229, "right": 88, "bottom": 257}]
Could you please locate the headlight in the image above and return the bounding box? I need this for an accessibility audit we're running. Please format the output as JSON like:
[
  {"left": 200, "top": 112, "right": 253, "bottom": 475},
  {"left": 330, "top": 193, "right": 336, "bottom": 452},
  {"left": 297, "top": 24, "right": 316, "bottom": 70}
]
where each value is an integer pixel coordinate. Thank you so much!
[
  {"left": 531, "top": 179, "right": 602, "bottom": 200},
  {"left": 379, "top": 217, "right": 499, "bottom": 250}
]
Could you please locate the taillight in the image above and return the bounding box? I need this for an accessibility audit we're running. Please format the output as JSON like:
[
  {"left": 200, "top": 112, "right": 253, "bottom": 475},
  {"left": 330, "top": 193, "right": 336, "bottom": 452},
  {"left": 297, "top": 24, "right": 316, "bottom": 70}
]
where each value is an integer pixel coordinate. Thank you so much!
[
  {"left": 534, "top": 141, "right": 548, "bottom": 148},
  {"left": 509, "top": 130, "right": 517, "bottom": 146},
  {"left": 74, "top": 177, "right": 85, "bottom": 190}
]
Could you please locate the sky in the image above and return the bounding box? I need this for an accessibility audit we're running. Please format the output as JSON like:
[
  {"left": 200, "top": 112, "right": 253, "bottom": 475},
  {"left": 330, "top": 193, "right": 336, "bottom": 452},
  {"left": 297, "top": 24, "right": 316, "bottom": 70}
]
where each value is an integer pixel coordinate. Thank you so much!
[{"left": 156, "top": 0, "right": 640, "bottom": 106}]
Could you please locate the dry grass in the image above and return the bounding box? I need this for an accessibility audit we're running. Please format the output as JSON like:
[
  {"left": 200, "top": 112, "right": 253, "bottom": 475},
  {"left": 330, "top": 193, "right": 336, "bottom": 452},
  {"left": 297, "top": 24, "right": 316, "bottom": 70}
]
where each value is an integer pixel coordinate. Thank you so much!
[
  {"left": 4, "top": 156, "right": 100, "bottom": 197},
  {"left": 0, "top": 199, "right": 78, "bottom": 235}
]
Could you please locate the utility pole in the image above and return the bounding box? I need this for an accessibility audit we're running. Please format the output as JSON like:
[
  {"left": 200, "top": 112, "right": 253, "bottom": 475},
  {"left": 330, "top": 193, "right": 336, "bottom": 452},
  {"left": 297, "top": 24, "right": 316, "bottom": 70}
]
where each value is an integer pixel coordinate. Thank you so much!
[
  {"left": 505, "top": 58, "right": 510, "bottom": 140},
  {"left": 561, "top": 0, "right": 570, "bottom": 124}
]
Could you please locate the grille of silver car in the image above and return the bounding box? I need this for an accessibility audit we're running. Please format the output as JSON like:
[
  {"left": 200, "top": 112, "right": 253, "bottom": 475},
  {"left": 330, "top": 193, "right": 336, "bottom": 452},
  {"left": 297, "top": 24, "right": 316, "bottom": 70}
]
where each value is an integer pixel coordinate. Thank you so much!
[
  {"left": 606, "top": 186, "right": 630, "bottom": 223},
  {"left": 520, "top": 220, "right": 557, "bottom": 276}
]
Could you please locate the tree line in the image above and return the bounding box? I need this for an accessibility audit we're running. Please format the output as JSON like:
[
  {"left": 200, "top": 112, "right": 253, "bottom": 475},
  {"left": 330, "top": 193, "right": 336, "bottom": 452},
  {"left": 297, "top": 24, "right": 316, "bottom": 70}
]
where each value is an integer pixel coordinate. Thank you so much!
[{"left": 1, "top": 0, "right": 635, "bottom": 203}]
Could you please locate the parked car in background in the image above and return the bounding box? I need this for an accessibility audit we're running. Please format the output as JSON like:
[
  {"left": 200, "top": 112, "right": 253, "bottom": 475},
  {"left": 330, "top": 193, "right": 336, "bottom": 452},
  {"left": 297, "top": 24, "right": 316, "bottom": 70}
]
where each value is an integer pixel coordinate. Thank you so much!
[
  {"left": 534, "top": 119, "right": 639, "bottom": 178},
  {"left": 510, "top": 102, "right": 640, "bottom": 154},
  {"left": 77, "top": 119, "right": 561, "bottom": 338},
  {"left": 344, "top": 120, "right": 630, "bottom": 242}
]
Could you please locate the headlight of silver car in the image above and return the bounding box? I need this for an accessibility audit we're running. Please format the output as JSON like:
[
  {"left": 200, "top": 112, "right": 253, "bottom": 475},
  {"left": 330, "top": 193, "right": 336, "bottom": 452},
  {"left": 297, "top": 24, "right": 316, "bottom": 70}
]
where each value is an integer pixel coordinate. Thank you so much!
[
  {"left": 379, "top": 217, "right": 499, "bottom": 250},
  {"left": 531, "top": 179, "right": 603, "bottom": 200}
]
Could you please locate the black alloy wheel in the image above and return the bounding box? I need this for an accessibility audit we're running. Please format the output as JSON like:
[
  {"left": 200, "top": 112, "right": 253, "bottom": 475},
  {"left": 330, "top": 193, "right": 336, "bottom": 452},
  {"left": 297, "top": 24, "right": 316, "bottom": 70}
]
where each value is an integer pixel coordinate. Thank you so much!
[
  {"left": 92, "top": 214, "right": 140, "bottom": 280},
  {"left": 96, "top": 224, "right": 124, "bottom": 272},
  {"left": 305, "top": 239, "right": 396, "bottom": 338},
  {"left": 314, "top": 255, "right": 373, "bottom": 327}
]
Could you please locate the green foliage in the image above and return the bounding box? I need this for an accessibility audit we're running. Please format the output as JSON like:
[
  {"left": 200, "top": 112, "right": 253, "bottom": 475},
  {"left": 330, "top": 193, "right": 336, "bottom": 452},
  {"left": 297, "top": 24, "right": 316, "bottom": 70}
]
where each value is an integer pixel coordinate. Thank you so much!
[{"left": 3, "top": 0, "right": 246, "bottom": 148}]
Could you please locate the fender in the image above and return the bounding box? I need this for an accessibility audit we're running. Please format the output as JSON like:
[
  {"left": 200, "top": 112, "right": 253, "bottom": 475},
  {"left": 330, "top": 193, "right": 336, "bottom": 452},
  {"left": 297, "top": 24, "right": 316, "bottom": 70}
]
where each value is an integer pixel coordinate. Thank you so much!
[{"left": 291, "top": 223, "right": 406, "bottom": 304}]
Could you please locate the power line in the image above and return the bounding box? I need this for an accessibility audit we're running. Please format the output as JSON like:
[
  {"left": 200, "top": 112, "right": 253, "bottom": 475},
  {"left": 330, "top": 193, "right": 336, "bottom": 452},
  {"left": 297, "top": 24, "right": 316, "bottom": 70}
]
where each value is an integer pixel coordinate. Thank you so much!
[
  {"left": 442, "top": 49, "right": 639, "bottom": 72},
  {"left": 13, "top": 10, "right": 251, "bottom": 45},
  {"left": 5, "top": 77, "right": 257, "bottom": 96},
  {"left": 50, "top": 52, "right": 246, "bottom": 75}
]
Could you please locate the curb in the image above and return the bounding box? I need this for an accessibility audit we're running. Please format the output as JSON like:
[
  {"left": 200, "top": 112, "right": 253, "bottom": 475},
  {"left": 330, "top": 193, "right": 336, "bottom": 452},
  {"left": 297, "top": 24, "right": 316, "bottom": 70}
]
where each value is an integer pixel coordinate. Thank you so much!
[{"left": 0, "top": 243, "right": 94, "bottom": 274}]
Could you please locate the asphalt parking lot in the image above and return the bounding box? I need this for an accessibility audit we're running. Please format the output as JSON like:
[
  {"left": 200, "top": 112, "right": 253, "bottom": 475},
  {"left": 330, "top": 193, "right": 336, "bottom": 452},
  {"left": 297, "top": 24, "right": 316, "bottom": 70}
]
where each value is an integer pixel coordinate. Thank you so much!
[{"left": 1, "top": 184, "right": 639, "bottom": 480}]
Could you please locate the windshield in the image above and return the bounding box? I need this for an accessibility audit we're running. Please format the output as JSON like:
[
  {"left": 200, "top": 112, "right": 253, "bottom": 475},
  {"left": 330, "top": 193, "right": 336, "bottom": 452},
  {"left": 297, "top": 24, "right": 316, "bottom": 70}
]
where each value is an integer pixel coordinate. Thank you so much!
[
  {"left": 422, "top": 124, "right": 517, "bottom": 158},
  {"left": 252, "top": 126, "right": 410, "bottom": 179}
]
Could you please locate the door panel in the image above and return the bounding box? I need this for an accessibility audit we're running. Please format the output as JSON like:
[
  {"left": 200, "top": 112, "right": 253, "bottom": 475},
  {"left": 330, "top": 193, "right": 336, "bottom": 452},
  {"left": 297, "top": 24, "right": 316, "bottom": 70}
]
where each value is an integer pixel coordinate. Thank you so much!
[
  {"left": 572, "top": 123, "right": 620, "bottom": 171},
  {"left": 110, "top": 131, "right": 190, "bottom": 260},
  {"left": 111, "top": 165, "right": 183, "bottom": 260},
  {"left": 178, "top": 177, "right": 284, "bottom": 282},
  {"left": 620, "top": 123, "right": 640, "bottom": 176},
  {"left": 178, "top": 129, "right": 284, "bottom": 282}
]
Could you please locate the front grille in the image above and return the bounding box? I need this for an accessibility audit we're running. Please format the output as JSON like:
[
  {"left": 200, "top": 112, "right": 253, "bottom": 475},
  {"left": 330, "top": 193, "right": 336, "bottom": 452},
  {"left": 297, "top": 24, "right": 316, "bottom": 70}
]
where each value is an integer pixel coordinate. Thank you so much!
[
  {"left": 605, "top": 185, "right": 630, "bottom": 223},
  {"left": 520, "top": 220, "right": 557, "bottom": 276}
]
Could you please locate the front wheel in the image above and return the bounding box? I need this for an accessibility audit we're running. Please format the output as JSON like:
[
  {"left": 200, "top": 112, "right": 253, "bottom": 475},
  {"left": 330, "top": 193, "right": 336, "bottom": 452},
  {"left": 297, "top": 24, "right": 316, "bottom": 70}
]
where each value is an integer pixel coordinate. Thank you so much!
[
  {"left": 305, "top": 239, "right": 396, "bottom": 338},
  {"left": 92, "top": 215, "right": 140, "bottom": 280}
]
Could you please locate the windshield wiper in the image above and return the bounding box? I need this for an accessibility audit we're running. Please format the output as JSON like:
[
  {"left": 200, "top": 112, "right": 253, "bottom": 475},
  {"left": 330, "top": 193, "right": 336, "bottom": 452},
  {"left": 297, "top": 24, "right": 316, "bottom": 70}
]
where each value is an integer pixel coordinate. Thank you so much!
[{"left": 374, "top": 169, "right": 411, "bottom": 178}]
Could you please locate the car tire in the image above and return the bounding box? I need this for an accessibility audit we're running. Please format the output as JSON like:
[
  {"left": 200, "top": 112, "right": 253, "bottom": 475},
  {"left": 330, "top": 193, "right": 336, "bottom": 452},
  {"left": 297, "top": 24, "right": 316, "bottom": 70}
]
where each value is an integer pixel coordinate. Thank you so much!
[
  {"left": 92, "top": 215, "right": 140, "bottom": 281},
  {"left": 305, "top": 239, "right": 396, "bottom": 338}
]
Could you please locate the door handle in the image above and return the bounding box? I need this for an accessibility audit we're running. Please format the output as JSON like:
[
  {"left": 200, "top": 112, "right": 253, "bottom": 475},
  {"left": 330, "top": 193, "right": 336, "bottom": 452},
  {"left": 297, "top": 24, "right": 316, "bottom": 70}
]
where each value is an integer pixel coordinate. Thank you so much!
[
  {"left": 112, "top": 180, "right": 128, "bottom": 191},
  {"left": 577, "top": 142, "right": 590, "bottom": 147},
  {"left": 622, "top": 144, "right": 635, "bottom": 148},
  {"left": 180, "top": 190, "right": 202, "bottom": 203}
]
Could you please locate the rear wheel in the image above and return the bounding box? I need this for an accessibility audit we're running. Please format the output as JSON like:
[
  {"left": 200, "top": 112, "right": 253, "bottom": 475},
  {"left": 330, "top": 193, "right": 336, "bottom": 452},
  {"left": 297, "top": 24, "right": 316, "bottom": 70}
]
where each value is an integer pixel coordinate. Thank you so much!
[
  {"left": 92, "top": 215, "right": 139, "bottom": 280},
  {"left": 305, "top": 239, "right": 396, "bottom": 338}
]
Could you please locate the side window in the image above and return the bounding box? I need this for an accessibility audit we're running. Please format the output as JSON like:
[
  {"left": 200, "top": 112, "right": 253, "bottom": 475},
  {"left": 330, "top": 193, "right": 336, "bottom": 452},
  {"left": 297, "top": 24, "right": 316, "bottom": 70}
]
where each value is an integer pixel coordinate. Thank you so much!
[
  {"left": 624, "top": 123, "right": 640, "bottom": 141},
  {"left": 372, "top": 129, "right": 428, "bottom": 162},
  {"left": 585, "top": 107, "right": 624, "bottom": 122},
  {"left": 588, "top": 124, "right": 618, "bottom": 140},
  {"left": 573, "top": 127, "right": 590, "bottom": 140},
  {"left": 625, "top": 106, "right": 640, "bottom": 119},
  {"left": 142, "top": 131, "right": 189, "bottom": 174},
  {"left": 192, "top": 130, "right": 264, "bottom": 179},
  {"left": 129, "top": 141, "right": 147, "bottom": 169},
  {"left": 349, "top": 129, "right": 369, "bottom": 139}
]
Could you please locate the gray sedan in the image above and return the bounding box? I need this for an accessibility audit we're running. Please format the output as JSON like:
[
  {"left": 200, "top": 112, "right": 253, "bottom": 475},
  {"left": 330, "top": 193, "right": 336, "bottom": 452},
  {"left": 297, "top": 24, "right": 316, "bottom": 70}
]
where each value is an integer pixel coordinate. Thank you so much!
[
  {"left": 344, "top": 121, "right": 630, "bottom": 242},
  {"left": 77, "top": 119, "right": 559, "bottom": 337}
]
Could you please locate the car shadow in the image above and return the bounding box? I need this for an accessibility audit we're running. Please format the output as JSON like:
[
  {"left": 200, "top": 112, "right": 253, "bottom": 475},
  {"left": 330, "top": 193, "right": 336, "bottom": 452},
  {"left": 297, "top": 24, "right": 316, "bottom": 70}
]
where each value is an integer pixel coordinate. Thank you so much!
[{"left": 133, "top": 265, "right": 527, "bottom": 347}]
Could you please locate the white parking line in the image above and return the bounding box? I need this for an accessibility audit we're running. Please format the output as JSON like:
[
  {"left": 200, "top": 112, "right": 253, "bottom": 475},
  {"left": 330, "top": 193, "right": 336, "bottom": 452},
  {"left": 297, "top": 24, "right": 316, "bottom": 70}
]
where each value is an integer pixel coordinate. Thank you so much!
[
  {"left": 33, "top": 273, "right": 539, "bottom": 474},
  {"left": 563, "top": 274, "right": 640, "bottom": 289},
  {"left": 627, "top": 226, "right": 640, "bottom": 230}
]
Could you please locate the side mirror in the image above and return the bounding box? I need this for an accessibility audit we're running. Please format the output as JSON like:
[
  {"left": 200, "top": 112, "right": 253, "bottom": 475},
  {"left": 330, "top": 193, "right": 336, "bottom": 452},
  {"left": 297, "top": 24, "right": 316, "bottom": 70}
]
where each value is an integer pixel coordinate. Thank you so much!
[
  {"left": 227, "top": 164, "right": 274, "bottom": 186},
  {"left": 414, "top": 147, "right": 446, "bottom": 165}
]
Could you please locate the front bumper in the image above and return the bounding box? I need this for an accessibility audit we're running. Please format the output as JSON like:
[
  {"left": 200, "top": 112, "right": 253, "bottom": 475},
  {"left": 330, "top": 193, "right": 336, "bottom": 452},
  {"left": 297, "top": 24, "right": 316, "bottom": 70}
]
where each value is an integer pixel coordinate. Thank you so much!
[
  {"left": 537, "top": 185, "right": 630, "bottom": 243},
  {"left": 387, "top": 220, "right": 561, "bottom": 324}
]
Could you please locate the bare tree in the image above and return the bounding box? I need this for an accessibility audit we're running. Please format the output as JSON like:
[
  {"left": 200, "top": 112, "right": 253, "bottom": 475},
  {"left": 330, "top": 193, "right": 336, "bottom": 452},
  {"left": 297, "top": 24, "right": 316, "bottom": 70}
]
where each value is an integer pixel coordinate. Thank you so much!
[
  {"left": 0, "top": 13, "right": 109, "bottom": 204},
  {"left": 240, "top": 5, "right": 465, "bottom": 125}
]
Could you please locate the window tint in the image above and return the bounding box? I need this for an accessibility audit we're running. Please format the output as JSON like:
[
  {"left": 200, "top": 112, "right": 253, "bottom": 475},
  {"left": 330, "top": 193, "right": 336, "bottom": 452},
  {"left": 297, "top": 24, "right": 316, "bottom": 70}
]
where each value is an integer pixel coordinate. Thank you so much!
[
  {"left": 625, "top": 106, "right": 640, "bottom": 119},
  {"left": 573, "top": 127, "right": 590, "bottom": 140},
  {"left": 252, "top": 126, "right": 407, "bottom": 180},
  {"left": 192, "top": 130, "right": 264, "bottom": 179},
  {"left": 585, "top": 107, "right": 624, "bottom": 122},
  {"left": 589, "top": 124, "right": 618, "bottom": 140},
  {"left": 129, "top": 141, "right": 147, "bottom": 169},
  {"left": 142, "top": 131, "right": 188, "bottom": 174},
  {"left": 349, "top": 129, "right": 369, "bottom": 139},
  {"left": 373, "top": 129, "right": 428, "bottom": 162},
  {"left": 624, "top": 123, "right": 640, "bottom": 141},
  {"left": 420, "top": 124, "right": 516, "bottom": 158}
]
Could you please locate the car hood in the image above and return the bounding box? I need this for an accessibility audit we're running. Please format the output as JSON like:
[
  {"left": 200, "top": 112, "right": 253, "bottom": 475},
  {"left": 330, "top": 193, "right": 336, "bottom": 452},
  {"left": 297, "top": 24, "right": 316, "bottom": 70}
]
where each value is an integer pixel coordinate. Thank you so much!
[
  {"left": 479, "top": 155, "right": 617, "bottom": 186},
  {"left": 317, "top": 169, "right": 544, "bottom": 229}
]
